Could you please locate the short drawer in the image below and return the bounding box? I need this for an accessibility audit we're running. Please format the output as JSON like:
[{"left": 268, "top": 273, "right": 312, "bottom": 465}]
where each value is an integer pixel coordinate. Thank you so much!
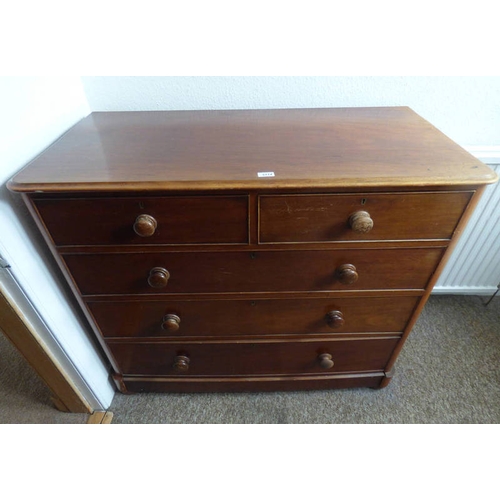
[
  {"left": 88, "top": 295, "right": 419, "bottom": 338},
  {"left": 34, "top": 195, "right": 249, "bottom": 246},
  {"left": 107, "top": 337, "right": 400, "bottom": 376},
  {"left": 259, "top": 191, "right": 472, "bottom": 243},
  {"left": 64, "top": 247, "right": 444, "bottom": 296}
]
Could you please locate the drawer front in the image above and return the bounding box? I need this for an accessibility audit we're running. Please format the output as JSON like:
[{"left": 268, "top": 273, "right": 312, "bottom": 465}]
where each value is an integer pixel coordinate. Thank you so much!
[
  {"left": 64, "top": 247, "right": 444, "bottom": 296},
  {"left": 108, "top": 337, "right": 400, "bottom": 376},
  {"left": 34, "top": 195, "right": 249, "bottom": 246},
  {"left": 88, "top": 296, "right": 419, "bottom": 338},
  {"left": 259, "top": 192, "right": 472, "bottom": 243}
]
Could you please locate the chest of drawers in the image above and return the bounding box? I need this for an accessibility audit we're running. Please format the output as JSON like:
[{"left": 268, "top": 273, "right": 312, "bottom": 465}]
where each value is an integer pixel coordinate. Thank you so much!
[{"left": 8, "top": 107, "right": 497, "bottom": 393}]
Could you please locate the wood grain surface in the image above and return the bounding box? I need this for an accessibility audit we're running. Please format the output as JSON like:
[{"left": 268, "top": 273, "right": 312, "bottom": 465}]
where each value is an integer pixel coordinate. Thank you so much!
[
  {"left": 87, "top": 295, "right": 420, "bottom": 338},
  {"left": 107, "top": 337, "right": 400, "bottom": 376},
  {"left": 8, "top": 108, "right": 497, "bottom": 192},
  {"left": 259, "top": 191, "right": 473, "bottom": 242},
  {"left": 63, "top": 247, "right": 445, "bottom": 295},
  {"left": 34, "top": 195, "right": 249, "bottom": 245}
]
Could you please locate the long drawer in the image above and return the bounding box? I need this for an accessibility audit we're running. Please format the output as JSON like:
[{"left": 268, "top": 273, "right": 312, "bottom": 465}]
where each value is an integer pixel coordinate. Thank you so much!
[
  {"left": 88, "top": 295, "right": 419, "bottom": 338},
  {"left": 34, "top": 195, "right": 249, "bottom": 246},
  {"left": 64, "top": 247, "right": 444, "bottom": 296},
  {"left": 107, "top": 337, "right": 400, "bottom": 376},
  {"left": 259, "top": 191, "right": 472, "bottom": 243}
]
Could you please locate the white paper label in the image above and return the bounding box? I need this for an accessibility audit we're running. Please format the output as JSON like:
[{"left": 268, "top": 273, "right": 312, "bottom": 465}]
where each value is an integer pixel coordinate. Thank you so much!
[{"left": 258, "top": 172, "right": 275, "bottom": 177}]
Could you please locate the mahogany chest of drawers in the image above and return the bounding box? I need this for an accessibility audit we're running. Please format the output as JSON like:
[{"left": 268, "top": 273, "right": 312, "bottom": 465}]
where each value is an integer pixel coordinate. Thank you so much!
[{"left": 8, "top": 107, "right": 497, "bottom": 393}]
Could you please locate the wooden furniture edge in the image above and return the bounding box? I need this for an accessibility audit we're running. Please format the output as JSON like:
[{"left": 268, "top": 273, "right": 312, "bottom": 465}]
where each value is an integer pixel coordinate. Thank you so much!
[
  {"left": 0, "top": 289, "right": 92, "bottom": 414},
  {"left": 7, "top": 174, "right": 499, "bottom": 194},
  {"left": 382, "top": 185, "right": 488, "bottom": 377},
  {"left": 86, "top": 411, "right": 114, "bottom": 424},
  {"left": 114, "top": 372, "right": 385, "bottom": 393},
  {"left": 21, "top": 193, "right": 123, "bottom": 375}
]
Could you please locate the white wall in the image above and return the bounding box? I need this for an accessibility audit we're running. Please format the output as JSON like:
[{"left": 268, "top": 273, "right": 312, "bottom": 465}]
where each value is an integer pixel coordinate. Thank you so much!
[
  {"left": 81, "top": 76, "right": 500, "bottom": 146},
  {"left": 0, "top": 77, "right": 115, "bottom": 409}
]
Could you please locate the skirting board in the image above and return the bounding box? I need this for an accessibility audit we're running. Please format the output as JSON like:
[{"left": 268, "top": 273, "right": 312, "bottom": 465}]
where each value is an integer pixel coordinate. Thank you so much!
[{"left": 432, "top": 286, "right": 498, "bottom": 296}]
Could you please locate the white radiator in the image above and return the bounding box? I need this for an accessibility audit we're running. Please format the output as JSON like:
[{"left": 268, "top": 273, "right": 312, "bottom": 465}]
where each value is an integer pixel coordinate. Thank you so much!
[{"left": 433, "top": 163, "right": 500, "bottom": 296}]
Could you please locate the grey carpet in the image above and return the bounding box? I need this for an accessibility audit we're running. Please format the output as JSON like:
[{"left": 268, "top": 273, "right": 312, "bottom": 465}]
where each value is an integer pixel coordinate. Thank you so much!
[
  {"left": 0, "top": 331, "right": 87, "bottom": 424},
  {"left": 1, "top": 295, "right": 499, "bottom": 424}
]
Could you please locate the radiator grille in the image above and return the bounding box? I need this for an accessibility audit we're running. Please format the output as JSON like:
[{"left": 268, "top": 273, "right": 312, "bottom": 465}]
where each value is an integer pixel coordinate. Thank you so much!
[{"left": 434, "top": 164, "right": 500, "bottom": 294}]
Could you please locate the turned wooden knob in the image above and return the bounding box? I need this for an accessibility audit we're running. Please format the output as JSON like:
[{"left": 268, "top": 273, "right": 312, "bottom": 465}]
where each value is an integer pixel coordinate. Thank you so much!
[
  {"left": 173, "top": 355, "right": 190, "bottom": 372},
  {"left": 326, "top": 310, "right": 345, "bottom": 329},
  {"left": 133, "top": 214, "right": 157, "bottom": 237},
  {"left": 318, "top": 353, "right": 334, "bottom": 369},
  {"left": 336, "top": 263, "right": 359, "bottom": 285},
  {"left": 162, "top": 314, "right": 181, "bottom": 332},
  {"left": 148, "top": 267, "right": 170, "bottom": 288},
  {"left": 349, "top": 211, "right": 374, "bottom": 233}
]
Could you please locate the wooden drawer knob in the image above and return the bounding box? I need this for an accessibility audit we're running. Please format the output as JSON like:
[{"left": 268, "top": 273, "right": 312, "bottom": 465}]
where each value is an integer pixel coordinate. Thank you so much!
[
  {"left": 173, "top": 355, "right": 190, "bottom": 372},
  {"left": 134, "top": 214, "right": 157, "bottom": 237},
  {"left": 349, "top": 210, "right": 373, "bottom": 233},
  {"left": 162, "top": 314, "right": 181, "bottom": 332},
  {"left": 326, "top": 310, "right": 345, "bottom": 329},
  {"left": 318, "top": 353, "right": 334, "bottom": 369},
  {"left": 336, "top": 263, "right": 358, "bottom": 285},
  {"left": 148, "top": 267, "right": 170, "bottom": 288}
]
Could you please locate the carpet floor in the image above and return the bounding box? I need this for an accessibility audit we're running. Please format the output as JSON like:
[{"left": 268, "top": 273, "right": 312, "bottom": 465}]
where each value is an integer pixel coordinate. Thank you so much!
[
  {"left": 1, "top": 295, "right": 499, "bottom": 424},
  {"left": 0, "top": 332, "right": 88, "bottom": 424}
]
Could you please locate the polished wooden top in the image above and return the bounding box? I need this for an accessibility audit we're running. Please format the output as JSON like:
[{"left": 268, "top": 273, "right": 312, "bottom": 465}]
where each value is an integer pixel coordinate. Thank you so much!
[{"left": 8, "top": 107, "right": 497, "bottom": 192}]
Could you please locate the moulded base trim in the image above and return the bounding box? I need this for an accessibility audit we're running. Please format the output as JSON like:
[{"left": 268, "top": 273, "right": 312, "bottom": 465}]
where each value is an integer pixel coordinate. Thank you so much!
[{"left": 117, "top": 372, "right": 386, "bottom": 393}]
